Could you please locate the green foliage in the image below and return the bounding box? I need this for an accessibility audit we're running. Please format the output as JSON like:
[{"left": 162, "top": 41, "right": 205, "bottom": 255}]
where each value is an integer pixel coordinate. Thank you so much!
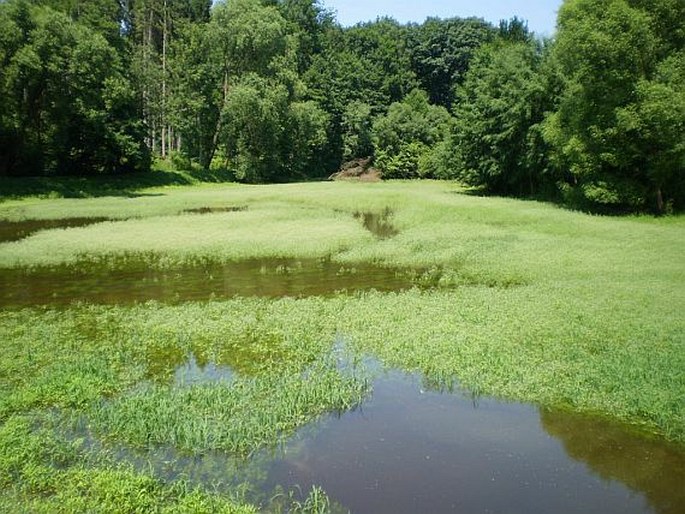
[
  {"left": 342, "top": 18, "right": 417, "bottom": 106},
  {"left": 0, "top": 1, "right": 149, "bottom": 176},
  {"left": 0, "top": 416, "right": 254, "bottom": 512},
  {"left": 167, "top": 20, "right": 224, "bottom": 170},
  {"left": 341, "top": 101, "right": 374, "bottom": 161},
  {"left": 221, "top": 74, "right": 329, "bottom": 182},
  {"left": 303, "top": 18, "right": 420, "bottom": 170},
  {"left": 0, "top": 0, "right": 681, "bottom": 213},
  {"left": 452, "top": 40, "right": 559, "bottom": 195},
  {"left": 545, "top": 0, "right": 685, "bottom": 212},
  {"left": 91, "top": 364, "right": 366, "bottom": 455},
  {"left": 615, "top": 51, "right": 685, "bottom": 212},
  {"left": 372, "top": 89, "right": 452, "bottom": 178},
  {"left": 408, "top": 17, "right": 495, "bottom": 107},
  {"left": 277, "top": 0, "right": 334, "bottom": 73},
  {"left": 213, "top": 0, "right": 288, "bottom": 77},
  {"left": 31, "top": 0, "right": 129, "bottom": 49},
  {"left": 287, "top": 99, "right": 330, "bottom": 177},
  {"left": 1, "top": 181, "right": 684, "bottom": 510}
]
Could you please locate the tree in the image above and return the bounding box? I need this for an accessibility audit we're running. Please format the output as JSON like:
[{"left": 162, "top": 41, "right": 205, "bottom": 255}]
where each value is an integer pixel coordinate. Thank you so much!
[
  {"left": 341, "top": 101, "right": 373, "bottom": 161},
  {"left": 0, "top": 1, "right": 148, "bottom": 176},
  {"left": 304, "top": 19, "right": 418, "bottom": 171},
  {"left": 221, "top": 74, "right": 328, "bottom": 182},
  {"left": 452, "top": 39, "right": 558, "bottom": 195},
  {"left": 616, "top": 52, "right": 685, "bottom": 212},
  {"left": 28, "top": 0, "right": 128, "bottom": 50},
  {"left": 171, "top": 0, "right": 289, "bottom": 169},
  {"left": 544, "top": 0, "right": 685, "bottom": 212},
  {"left": 372, "top": 89, "right": 452, "bottom": 179},
  {"left": 407, "top": 17, "right": 494, "bottom": 108},
  {"left": 167, "top": 20, "right": 223, "bottom": 169},
  {"left": 277, "top": 0, "right": 333, "bottom": 73}
]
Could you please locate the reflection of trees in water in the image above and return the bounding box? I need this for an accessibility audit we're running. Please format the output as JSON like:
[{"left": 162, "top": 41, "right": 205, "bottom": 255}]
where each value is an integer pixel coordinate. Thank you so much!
[
  {"left": 354, "top": 209, "right": 399, "bottom": 240},
  {"left": 540, "top": 409, "right": 685, "bottom": 514},
  {"left": 0, "top": 257, "right": 425, "bottom": 308}
]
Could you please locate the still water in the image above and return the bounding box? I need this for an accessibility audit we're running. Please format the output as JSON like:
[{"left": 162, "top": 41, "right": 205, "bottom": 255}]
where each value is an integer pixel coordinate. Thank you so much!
[
  {"left": 0, "top": 210, "right": 417, "bottom": 307},
  {"left": 0, "top": 216, "right": 111, "bottom": 243},
  {"left": 260, "top": 369, "right": 684, "bottom": 514},
  {"left": 92, "top": 360, "right": 685, "bottom": 514},
  {"left": 0, "top": 258, "right": 437, "bottom": 308},
  {"left": 4, "top": 213, "right": 683, "bottom": 512}
]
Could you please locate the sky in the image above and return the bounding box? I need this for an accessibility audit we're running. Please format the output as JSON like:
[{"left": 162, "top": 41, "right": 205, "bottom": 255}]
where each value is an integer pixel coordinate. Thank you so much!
[{"left": 321, "top": 0, "right": 564, "bottom": 36}]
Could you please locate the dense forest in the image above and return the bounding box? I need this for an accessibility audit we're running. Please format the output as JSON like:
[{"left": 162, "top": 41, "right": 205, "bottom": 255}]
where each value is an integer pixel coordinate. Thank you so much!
[{"left": 0, "top": 0, "right": 683, "bottom": 213}]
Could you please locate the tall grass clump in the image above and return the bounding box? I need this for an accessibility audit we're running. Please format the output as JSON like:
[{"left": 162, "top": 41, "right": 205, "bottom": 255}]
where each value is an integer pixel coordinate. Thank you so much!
[
  {"left": 89, "top": 361, "right": 368, "bottom": 455},
  {"left": 0, "top": 415, "right": 255, "bottom": 513}
]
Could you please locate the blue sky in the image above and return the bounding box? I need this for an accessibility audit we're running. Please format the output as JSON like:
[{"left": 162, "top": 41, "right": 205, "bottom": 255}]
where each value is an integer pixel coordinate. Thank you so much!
[{"left": 321, "top": 0, "right": 564, "bottom": 36}]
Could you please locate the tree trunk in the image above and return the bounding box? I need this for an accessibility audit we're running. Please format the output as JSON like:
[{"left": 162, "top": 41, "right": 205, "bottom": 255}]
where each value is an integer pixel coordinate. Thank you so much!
[
  {"left": 203, "top": 70, "right": 230, "bottom": 170},
  {"left": 656, "top": 187, "right": 664, "bottom": 215},
  {"left": 161, "top": 0, "right": 168, "bottom": 159}
]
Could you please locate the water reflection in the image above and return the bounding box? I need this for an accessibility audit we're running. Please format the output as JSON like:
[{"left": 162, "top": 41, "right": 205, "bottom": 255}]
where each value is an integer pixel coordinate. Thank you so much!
[
  {"left": 541, "top": 409, "right": 685, "bottom": 514},
  {"left": 82, "top": 363, "right": 685, "bottom": 514},
  {"left": 181, "top": 206, "right": 247, "bottom": 215},
  {"left": 0, "top": 217, "right": 112, "bottom": 243},
  {"left": 173, "top": 354, "right": 236, "bottom": 386},
  {"left": 0, "top": 258, "right": 435, "bottom": 308},
  {"left": 261, "top": 370, "right": 664, "bottom": 514},
  {"left": 354, "top": 209, "right": 399, "bottom": 240}
]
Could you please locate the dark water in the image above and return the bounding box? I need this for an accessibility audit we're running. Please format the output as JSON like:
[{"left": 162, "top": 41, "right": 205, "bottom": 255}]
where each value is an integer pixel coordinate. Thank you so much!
[
  {"left": 6, "top": 213, "right": 684, "bottom": 512},
  {"left": 0, "top": 217, "right": 111, "bottom": 243},
  {"left": 87, "top": 361, "right": 685, "bottom": 514},
  {"left": 0, "top": 206, "right": 245, "bottom": 243},
  {"left": 0, "top": 258, "right": 434, "bottom": 308},
  {"left": 260, "top": 370, "right": 684, "bottom": 514},
  {"left": 354, "top": 209, "right": 398, "bottom": 240},
  {"left": 181, "top": 206, "right": 247, "bottom": 215}
]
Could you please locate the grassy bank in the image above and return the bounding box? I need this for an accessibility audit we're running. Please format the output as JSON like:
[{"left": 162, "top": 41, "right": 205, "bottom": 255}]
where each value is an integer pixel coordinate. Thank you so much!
[
  {"left": 0, "top": 164, "right": 236, "bottom": 203},
  {"left": 1, "top": 179, "right": 683, "bottom": 510}
]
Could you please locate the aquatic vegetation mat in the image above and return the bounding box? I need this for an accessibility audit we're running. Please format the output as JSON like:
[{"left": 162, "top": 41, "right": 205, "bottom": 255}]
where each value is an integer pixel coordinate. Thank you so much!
[{"left": 1, "top": 180, "right": 684, "bottom": 512}]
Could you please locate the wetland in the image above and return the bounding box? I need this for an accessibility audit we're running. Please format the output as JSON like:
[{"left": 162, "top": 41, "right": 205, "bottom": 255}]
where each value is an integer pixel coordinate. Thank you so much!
[{"left": 1, "top": 180, "right": 683, "bottom": 513}]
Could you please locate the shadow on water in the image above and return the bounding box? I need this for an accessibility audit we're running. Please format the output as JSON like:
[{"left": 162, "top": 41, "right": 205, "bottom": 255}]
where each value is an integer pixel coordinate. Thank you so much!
[
  {"left": 0, "top": 217, "right": 112, "bottom": 243},
  {"left": 0, "top": 258, "right": 437, "bottom": 308},
  {"left": 0, "top": 205, "right": 247, "bottom": 243},
  {"left": 354, "top": 208, "right": 399, "bottom": 240},
  {"left": 75, "top": 356, "right": 685, "bottom": 514},
  {"left": 541, "top": 410, "right": 685, "bottom": 514}
]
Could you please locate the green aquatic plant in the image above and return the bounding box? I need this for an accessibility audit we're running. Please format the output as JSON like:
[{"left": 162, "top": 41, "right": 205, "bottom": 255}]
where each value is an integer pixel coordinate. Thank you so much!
[{"left": 0, "top": 180, "right": 683, "bottom": 512}]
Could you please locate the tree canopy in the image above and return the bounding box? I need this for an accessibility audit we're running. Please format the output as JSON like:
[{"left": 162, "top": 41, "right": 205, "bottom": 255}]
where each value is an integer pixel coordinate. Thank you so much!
[{"left": 0, "top": 0, "right": 682, "bottom": 212}]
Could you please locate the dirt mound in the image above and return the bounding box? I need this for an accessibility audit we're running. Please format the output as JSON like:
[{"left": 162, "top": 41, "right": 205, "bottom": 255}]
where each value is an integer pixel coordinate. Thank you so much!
[{"left": 329, "top": 157, "right": 381, "bottom": 182}]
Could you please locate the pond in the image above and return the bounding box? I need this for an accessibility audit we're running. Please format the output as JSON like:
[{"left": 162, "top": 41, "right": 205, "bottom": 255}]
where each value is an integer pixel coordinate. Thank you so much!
[
  {"left": 79, "top": 357, "right": 685, "bottom": 514},
  {"left": 0, "top": 257, "right": 439, "bottom": 308},
  {"left": 0, "top": 209, "right": 416, "bottom": 308}
]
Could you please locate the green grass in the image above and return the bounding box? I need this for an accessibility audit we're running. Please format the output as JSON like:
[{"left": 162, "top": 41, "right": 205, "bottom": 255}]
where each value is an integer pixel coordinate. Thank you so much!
[
  {"left": 0, "top": 416, "right": 256, "bottom": 513},
  {"left": 0, "top": 178, "right": 684, "bottom": 511},
  {"left": 0, "top": 164, "right": 236, "bottom": 203}
]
